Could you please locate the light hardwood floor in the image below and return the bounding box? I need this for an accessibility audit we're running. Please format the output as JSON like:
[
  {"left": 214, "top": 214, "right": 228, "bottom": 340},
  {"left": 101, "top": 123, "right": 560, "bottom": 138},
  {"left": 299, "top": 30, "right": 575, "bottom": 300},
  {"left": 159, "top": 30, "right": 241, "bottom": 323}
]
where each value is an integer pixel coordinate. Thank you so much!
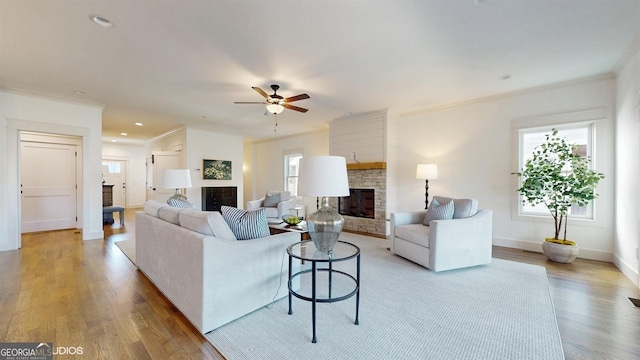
[{"left": 1, "top": 208, "right": 639, "bottom": 359}]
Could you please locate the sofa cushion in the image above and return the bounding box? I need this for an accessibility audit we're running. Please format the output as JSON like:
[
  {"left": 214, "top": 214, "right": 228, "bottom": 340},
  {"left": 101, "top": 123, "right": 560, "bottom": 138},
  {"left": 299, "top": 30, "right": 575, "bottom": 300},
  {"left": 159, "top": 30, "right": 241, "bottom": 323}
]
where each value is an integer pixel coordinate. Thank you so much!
[
  {"left": 433, "top": 196, "right": 478, "bottom": 219},
  {"left": 158, "top": 206, "right": 182, "bottom": 225},
  {"left": 167, "top": 197, "right": 194, "bottom": 209},
  {"left": 144, "top": 200, "right": 168, "bottom": 217},
  {"left": 423, "top": 198, "right": 454, "bottom": 225},
  {"left": 264, "top": 192, "right": 281, "bottom": 207},
  {"left": 178, "top": 209, "right": 237, "bottom": 240},
  {"left": 221, "top": 206, "right": 271, "bottom": 240},
  {"left": 395, "top": 224, "right": 431, "bottom": 248}
]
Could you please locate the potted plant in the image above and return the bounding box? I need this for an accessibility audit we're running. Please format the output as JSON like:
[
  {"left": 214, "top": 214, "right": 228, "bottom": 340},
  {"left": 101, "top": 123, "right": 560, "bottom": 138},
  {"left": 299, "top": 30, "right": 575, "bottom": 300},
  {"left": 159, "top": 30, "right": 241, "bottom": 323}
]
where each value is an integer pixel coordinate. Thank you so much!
[{"left": 513, "top": 129, "right": 605, "bottom": 263}]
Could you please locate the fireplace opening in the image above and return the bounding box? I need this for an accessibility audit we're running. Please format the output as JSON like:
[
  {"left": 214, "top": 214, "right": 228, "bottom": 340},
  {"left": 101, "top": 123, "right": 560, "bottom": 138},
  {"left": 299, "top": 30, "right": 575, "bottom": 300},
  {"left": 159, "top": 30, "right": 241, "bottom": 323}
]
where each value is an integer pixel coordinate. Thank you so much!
[{"left": 339, "top": 188, "right": 375, "bottom": 219}]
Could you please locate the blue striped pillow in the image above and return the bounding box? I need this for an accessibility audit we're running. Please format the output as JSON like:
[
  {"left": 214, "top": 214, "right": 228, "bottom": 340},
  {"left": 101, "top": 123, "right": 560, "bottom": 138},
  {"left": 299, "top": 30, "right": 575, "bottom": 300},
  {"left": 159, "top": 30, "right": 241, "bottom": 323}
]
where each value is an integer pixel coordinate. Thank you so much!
[
  {"left": 221, "top": 206, "right": 270, "bottom": 240},
  {"left": 423, "top": 198, "right": 454, "bottom": 226},
  {"left": 167, "top": 198, "right": 193, "bottom": 208}
]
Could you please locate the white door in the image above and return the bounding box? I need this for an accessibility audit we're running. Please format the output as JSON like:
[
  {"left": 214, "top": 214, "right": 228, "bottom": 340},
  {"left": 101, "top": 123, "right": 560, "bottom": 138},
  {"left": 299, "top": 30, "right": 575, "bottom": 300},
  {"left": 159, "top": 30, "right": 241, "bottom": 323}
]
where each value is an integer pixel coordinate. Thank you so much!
[
  {"left": 102, "top": 160, "right": 127, "bottom": 207},
  {"left": 21, "top": 141, "right": 77, "bottom": 232},
  {"left": 147, "top": 151, "right": 182, "bottom": 203}
]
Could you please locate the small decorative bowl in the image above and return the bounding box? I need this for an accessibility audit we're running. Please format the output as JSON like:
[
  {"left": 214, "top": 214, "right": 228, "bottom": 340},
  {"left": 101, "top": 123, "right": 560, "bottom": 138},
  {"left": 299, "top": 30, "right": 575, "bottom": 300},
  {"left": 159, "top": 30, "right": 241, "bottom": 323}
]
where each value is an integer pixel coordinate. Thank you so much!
[{"left": 282, "top": 214, "right": 302, "bottom": 226}]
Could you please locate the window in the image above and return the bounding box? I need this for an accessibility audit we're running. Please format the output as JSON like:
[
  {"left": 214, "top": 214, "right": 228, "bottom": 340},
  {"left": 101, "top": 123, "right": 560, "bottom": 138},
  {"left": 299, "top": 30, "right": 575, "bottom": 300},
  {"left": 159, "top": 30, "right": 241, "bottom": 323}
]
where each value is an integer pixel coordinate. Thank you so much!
[
  {"left": 517, "top": 123, "right": 595, "bottom": 219},
  {"left": 284, "top": 153, "right": 302, "bottom": 196}
]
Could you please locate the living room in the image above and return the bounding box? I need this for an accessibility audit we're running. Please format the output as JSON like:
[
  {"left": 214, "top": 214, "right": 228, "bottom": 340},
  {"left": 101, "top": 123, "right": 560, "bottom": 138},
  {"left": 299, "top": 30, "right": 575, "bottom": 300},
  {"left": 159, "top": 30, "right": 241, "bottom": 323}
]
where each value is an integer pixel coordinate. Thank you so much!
[{"left": 1, "top": 1, "right": 640, "bottom": 358}]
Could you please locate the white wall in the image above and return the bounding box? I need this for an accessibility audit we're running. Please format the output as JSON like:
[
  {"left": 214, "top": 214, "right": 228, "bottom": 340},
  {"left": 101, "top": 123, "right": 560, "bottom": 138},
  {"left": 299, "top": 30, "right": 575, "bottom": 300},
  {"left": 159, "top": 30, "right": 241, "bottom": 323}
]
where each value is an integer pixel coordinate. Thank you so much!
[
  {"left": 614, "top": 39, "right": 640, "bottom": 287},
  {"left": 102, "top": 142, "right": 147, "bottom": 208},
  {"left": 0, "top": 90, "right": 104, "bottom": 251},
  {"left": 395, "top": 77, "right": 616, "bottom": 261},
  {"left": 185, "top": 128, "right": 244, "bottom": 210},
  {"left": 245, "top": 129, "right": 329, "bottom": 214}
]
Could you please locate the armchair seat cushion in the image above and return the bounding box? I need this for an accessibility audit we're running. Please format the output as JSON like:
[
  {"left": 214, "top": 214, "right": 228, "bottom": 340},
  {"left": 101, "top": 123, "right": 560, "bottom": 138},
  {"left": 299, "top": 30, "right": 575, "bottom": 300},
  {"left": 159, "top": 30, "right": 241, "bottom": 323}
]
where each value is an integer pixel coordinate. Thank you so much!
[
  {"left": 264, "top": 207, "right": 279, "bottom": 218},
  {"left": 394, "top": 224, "right": 431, "bottom": 248}
]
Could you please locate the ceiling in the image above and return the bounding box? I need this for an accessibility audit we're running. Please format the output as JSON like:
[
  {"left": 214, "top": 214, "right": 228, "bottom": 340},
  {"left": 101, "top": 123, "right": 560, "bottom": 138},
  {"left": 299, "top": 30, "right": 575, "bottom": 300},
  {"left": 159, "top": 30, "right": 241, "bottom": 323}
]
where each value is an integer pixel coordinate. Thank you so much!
[{"left": 1, "top": 0, "right": 639, "bottom": 144}]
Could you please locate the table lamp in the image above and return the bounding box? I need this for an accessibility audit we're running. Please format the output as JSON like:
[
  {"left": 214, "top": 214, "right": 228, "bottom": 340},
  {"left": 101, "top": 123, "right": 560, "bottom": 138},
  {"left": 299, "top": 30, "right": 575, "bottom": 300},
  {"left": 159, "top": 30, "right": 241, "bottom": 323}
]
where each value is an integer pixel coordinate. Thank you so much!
[
  {"left": 163, "top": 169, "right": 192, "bottom": 202},
  {"left": 298, "top": 156, "right": 350, "bottom": 253}
]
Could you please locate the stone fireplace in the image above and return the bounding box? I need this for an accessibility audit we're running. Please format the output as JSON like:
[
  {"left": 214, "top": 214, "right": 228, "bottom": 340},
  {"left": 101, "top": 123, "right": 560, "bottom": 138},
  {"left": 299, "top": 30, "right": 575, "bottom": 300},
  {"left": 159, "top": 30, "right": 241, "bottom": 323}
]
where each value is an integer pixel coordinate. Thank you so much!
[{"left": 331, "top": 162, "right": 386, "bottom": 238}]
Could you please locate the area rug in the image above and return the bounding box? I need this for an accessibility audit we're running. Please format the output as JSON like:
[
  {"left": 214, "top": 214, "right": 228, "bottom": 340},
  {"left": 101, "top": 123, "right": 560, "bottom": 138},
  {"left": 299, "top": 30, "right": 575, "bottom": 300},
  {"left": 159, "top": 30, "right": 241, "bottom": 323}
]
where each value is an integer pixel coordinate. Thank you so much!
[
  {"left": 115, "top": 240, "right": 136, "bottom": 264},
  {"left": 205, "top": 232, "right": 564, "bottom": 360}
]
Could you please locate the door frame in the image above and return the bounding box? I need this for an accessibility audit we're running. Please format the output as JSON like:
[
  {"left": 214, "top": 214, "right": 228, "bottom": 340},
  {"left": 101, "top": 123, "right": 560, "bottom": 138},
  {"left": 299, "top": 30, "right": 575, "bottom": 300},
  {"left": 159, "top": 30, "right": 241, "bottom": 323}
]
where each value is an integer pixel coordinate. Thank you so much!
[
  {"left": 102, "top": 155, "right": 129, "bottom": 208},
  {"left": 6, "top": 118, "right": 102, "bottom": 251}
]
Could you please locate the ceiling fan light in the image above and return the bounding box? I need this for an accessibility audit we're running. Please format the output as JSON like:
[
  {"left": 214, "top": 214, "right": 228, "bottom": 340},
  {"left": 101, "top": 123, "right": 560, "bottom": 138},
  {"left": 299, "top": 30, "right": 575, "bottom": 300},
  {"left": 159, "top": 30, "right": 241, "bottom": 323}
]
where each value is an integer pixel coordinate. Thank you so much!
[{"left": 266, "top": 104, "right": 284, "bottom": 114}]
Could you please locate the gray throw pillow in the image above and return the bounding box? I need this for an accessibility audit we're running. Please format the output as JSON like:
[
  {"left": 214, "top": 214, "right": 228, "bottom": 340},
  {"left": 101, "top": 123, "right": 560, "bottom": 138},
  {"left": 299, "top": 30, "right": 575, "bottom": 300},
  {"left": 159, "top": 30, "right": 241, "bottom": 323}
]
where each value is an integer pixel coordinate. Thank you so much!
[
  {"left": 423, "top": 198, "right": 454, "bottom": 226},
  {"left": 264, "top": 192, "right": 281, "bottom": 207},
  {"left": 221, "top": 206, "right": 271, "bottom": 240}
]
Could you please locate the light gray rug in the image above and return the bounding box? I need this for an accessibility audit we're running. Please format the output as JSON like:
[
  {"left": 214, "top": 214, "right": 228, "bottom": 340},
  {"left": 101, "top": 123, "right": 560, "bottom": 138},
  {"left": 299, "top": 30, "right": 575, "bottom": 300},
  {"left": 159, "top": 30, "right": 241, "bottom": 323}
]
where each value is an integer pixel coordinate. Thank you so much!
[
  {"left": 115, "top": 239, "right": 136, "bottom": 264},
  {"left": 206, "top": 232, "right": 564, "bottom": 360}
]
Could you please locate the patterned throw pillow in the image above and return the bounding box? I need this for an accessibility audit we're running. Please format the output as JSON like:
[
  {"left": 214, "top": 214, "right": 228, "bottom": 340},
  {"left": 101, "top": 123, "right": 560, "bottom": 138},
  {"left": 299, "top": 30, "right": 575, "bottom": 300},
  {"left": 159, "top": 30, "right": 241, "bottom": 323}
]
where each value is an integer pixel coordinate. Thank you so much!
[
  {"left": 422, "top": 198, "right": 455, "bottom": 226},
  {"left": 167, "top": 197, "right": 193, "bottom": 209},
  {"left": 264, "top": 192, "right": 281, "bottom": 207},
  {"left": 221, "top": 206, "right": 271, "bottom": 240}
]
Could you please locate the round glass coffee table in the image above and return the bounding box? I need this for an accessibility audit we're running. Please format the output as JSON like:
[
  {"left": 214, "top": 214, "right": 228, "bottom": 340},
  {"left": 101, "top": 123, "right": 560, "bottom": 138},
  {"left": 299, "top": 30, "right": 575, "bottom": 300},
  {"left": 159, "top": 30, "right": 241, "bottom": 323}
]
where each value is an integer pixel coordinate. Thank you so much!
[{"left": 287, "top": 240, "right": 360, "bottom": 343}]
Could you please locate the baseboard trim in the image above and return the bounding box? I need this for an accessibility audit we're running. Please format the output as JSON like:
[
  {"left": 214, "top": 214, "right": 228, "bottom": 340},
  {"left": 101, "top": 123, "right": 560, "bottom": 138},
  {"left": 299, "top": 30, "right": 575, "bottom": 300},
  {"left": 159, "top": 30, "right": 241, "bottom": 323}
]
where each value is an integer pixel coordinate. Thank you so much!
[
  {"left": 613, "top": 254, "right": 640, "bottom": 289},
  {"left": 492, "top": 237, "right": 613, "bottom": 262}
]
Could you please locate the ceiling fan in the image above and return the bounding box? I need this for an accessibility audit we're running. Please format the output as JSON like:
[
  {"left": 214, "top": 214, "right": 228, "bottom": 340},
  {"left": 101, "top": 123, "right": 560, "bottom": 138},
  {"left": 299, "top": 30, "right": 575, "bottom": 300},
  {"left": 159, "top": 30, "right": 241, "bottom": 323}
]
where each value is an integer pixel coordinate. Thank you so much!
[{"left": 234, "top": 84, "right": 310, "bottom": 114}]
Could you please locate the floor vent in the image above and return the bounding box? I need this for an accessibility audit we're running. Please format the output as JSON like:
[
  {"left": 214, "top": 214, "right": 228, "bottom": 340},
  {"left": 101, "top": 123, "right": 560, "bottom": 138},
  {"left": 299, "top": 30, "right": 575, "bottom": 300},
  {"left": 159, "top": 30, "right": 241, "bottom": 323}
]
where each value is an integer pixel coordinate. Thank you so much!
[{"left": 628, "top": 297, "right": 640, "bottom": 308}]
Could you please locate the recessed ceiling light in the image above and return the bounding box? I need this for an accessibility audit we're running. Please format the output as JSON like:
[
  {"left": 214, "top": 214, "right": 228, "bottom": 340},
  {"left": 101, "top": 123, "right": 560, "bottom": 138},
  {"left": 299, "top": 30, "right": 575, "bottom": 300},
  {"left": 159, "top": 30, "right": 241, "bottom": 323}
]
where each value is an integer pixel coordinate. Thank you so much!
[
  {"left": 200, "top": 115, "right": 207, "bottom": 119},
  {"left": 90, "top": 15, "right": 113, "bottom": 29},
  {"left": 120, "top": 132, "right": 127, "bottom": 136},
  {"left": 111, "top": 140, "right": 117, "bottom": 143},
  {"left": 474, "top": 0, "right": 494, "bottom": 5},
  {"left": 75, "top": 90, "right": 86, "bottom": 96},
  {"left": 135, "top": 122, "right": 143, "bottom": 126},
  {"left": 499, "top": 74, "right": 512, "bottom": 80}
]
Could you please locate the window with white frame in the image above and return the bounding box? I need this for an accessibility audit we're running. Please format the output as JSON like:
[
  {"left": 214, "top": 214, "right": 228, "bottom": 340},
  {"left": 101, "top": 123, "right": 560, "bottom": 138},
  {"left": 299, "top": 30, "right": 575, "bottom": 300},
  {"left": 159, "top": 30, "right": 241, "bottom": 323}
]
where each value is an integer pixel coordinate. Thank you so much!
[
  {"left": 517, "top": 123, "right": 595, "bottom": 219},
  {"left": 284, "top": 153, "right": 302, "bottom": 196}
]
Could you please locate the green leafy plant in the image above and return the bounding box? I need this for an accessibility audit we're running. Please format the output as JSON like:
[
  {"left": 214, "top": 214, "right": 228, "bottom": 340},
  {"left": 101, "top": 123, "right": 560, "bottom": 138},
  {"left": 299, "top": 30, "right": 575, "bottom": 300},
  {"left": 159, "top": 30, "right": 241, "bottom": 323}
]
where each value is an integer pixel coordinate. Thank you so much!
[{"left": 513, "top": 129, "right": 604, "bottom": 245}]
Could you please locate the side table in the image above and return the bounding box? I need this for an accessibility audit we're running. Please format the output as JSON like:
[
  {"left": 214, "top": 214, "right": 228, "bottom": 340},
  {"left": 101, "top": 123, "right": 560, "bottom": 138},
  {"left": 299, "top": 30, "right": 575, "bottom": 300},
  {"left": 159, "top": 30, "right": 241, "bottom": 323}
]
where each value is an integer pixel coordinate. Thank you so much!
[{"left": 287, "top": 241, "right": 360, "bottom": 343}]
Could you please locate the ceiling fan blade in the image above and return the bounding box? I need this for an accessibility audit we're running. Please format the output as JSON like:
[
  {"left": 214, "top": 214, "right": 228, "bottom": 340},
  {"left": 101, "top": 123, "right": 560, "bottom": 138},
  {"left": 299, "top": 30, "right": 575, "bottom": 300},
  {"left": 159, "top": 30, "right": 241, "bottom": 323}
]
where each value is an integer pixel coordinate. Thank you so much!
[
  {"left": 284, "top": 103, "right": 309, "bottom": 113},
  {"left": 234, "top": 101, "right": 267, "bottom": 104},
  {"left": 252, "top": 86, "right": 270, "bottom": 99},
  {"left": 284, "top": 93, "right": 310, "bottom": 103}
]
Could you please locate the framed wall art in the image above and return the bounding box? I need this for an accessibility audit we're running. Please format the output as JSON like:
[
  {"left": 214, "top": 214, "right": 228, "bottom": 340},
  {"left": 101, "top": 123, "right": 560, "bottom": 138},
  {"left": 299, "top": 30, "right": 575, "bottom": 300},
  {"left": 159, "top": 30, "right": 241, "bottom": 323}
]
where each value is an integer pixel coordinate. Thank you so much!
[{"left": 203, "top": 159, "right": 232, "bottom": 180}]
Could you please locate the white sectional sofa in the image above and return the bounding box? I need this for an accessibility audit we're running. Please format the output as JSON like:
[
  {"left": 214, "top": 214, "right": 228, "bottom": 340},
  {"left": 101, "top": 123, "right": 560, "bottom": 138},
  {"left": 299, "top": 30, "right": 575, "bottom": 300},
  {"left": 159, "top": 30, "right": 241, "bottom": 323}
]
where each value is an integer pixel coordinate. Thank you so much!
[{"left": 135, "top": 200, "right": 300, "bottom": 334}]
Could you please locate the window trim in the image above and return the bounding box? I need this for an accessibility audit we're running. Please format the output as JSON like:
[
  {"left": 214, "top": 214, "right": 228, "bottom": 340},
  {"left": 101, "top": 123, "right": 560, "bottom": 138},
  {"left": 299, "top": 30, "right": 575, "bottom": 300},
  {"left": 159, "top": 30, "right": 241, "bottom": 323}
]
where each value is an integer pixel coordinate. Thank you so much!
[
  {"left": 511, "top": 108, "right": 605, "bottom": 225},
  {"left": 284, "top": 151, "right": 303, "bottom": 196}
]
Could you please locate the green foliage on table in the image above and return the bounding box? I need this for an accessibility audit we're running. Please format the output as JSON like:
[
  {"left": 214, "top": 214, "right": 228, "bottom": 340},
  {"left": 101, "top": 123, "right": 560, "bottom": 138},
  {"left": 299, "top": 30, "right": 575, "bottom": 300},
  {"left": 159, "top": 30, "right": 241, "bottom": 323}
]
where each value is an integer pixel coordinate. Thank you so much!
[{"left": 513, "top": 129, "right": 604, "bottom": 244}]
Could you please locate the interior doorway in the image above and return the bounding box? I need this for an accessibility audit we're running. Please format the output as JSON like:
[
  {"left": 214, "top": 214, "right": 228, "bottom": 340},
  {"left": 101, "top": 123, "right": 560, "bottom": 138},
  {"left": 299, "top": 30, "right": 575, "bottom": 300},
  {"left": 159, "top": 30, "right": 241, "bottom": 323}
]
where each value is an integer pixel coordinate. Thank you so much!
[
  {"left": 20, "top": 132, "right": 81, "bottom": 233},
  {"left": 102, "top": 160, "right": 127, "bottom": 207}
]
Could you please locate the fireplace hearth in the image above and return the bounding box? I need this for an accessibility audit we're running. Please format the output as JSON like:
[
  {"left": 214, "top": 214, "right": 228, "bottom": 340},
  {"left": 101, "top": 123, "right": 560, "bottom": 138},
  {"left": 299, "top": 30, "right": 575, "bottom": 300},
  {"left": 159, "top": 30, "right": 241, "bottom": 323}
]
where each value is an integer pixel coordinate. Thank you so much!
[{"left": 339, "top": 189, "right": 375, "bottom": 219}]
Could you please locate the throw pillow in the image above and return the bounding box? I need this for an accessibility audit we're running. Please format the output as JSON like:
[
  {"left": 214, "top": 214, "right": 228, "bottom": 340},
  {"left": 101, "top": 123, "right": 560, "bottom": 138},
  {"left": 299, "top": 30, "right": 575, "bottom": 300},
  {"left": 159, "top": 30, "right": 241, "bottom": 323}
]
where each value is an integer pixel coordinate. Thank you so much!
[
  {"left": 167, "top": 197, "right": 193, "bottom": 209},
  {"left": 423, "top": 198, "right": 454, "bottom": 226},
  {"left": 264, "top": 192, "right": 281, "bottom": 207},
  {"left": 433, "top": 196, "right": 478, "bottom": 219},
  {"left": 221, "top": 206, "right": 271, "bottom": 240}
]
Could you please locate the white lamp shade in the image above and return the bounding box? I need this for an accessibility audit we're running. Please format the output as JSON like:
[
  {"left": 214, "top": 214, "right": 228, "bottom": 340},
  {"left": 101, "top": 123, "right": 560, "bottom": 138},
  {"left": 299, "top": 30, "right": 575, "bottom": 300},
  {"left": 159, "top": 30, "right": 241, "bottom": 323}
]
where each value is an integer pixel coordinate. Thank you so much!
[
  {"left": 416, "top": 163, "right": 438, "bottom": 180},
  {"left": 163, "top": 169, "right": 192, "bottom": 189},
  {"left": 298, "top": 156, "right": 350, "bottom": 197}
]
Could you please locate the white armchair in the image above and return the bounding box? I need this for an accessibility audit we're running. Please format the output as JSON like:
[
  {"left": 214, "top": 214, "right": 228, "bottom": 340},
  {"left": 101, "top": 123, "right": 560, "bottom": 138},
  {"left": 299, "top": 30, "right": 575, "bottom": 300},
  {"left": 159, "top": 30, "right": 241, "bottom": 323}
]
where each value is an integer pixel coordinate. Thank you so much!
[
  {"left": 246, "top": 191, "right": 295, "bottom": 223},
  {"left": 390, "top": 196, "right": 492, "bottom": 272}
]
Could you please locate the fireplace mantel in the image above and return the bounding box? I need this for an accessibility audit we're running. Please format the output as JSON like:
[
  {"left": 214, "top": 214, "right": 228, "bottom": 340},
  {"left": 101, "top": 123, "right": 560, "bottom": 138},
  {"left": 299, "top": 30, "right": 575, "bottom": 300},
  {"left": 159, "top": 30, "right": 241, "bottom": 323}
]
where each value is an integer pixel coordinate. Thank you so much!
[{"left": 346, "top": 162, "right": 386, "bottom": 170}]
